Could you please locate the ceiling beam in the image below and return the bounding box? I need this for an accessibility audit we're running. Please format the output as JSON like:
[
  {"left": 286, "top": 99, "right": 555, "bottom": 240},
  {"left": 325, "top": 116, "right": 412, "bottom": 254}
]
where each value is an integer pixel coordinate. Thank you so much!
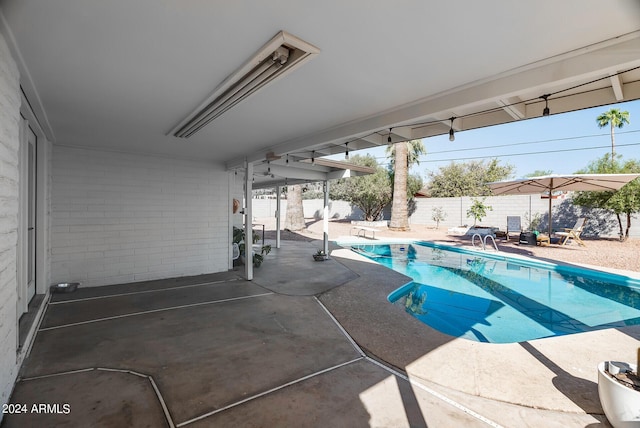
[
  {"left": 609, "top": 72, "right": 625, "bottom": 101},
  {"left": 390, "top": 126, "right": 413, "bottom": 140},
  {"left": 497, "top": 97, "right": 526, "bottom": 120}
]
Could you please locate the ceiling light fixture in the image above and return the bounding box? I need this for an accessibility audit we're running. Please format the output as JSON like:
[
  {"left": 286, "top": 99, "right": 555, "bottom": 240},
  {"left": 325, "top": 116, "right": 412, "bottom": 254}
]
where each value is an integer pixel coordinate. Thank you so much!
[
  {"left": 388, "top": 128, "right": 392, "bottom": 143},
  {"left": 541, "top": 94, "right": 550, "bottom": 116},
  {"left": 311, "top": 150, "right": 315, "bottom": 165},
  {"left": 345, "top": 142, "right": 349, "bottom": 160},
  {"left": 170, "top": 31, "right": 320, "bottom": 138},
  {"left": 449, "top": 117, "right": 456, "bottom": 142}
]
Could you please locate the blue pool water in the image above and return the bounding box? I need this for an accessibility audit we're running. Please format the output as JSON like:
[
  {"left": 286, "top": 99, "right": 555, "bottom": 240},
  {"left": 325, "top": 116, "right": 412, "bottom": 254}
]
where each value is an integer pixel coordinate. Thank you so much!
[{"left": 351, "top": 242, "right": 640, "bottom": 343}]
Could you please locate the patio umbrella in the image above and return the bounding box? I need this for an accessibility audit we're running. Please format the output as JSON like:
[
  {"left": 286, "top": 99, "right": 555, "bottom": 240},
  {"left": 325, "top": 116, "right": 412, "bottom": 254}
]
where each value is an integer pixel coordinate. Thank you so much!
[{"left": 487, "top": 174, "right": 640, "bottom": 237}]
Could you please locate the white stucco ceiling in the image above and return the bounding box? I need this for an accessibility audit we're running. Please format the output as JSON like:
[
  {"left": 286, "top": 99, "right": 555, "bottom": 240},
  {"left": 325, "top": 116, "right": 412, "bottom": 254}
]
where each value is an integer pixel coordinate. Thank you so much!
[{"left": 2, "top": 1, "right": 640, "bottom": 169}]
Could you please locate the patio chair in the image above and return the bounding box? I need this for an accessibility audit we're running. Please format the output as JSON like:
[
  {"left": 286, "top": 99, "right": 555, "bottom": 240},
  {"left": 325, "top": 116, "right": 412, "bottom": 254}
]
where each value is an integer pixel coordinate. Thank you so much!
[
  {"left": 506, "top": 216, "right": 521, "bottom": 240},
  {"left": 556, "top": 218, "right": 586, "bottom": 246}
]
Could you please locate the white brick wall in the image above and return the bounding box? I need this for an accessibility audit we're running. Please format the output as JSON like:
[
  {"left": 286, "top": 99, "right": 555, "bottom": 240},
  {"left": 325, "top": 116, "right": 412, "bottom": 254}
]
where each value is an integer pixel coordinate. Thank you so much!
[
  {"left": 51, "top": 146, "right": 230, "bottom": 287},
  {"left": 0, "top": 32, "right": 21, "bottom": 415}
]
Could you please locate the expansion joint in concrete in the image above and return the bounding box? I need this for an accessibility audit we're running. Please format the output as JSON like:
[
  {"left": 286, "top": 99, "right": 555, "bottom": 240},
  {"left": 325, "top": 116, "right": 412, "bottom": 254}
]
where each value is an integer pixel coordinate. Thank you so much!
[
  {"left": 19, "top": 367, "right": 176, "bottom": 428},
  {"left": 314, "top": 296, "right": 505, "bottom": 428},
  {"left": 175, "top": 357, "right": 364, "bottom": 427}
]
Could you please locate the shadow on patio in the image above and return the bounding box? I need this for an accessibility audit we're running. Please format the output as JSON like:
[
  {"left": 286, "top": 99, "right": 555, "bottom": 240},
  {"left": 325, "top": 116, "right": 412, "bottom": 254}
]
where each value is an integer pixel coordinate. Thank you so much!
[
  {"left": 3, "top": 241, "right": 487, "bottom": 427},
  {"left": 5, "top": 240, "right": 627, "bottom": 427}
]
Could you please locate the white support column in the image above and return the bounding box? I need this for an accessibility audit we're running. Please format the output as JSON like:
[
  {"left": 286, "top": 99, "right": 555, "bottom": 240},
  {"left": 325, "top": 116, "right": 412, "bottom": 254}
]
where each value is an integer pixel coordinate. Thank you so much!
[
  {"left": 244, "top": 160, "right": 253, "bottom": 280},
  {"left": 323, "top": 180, "right": 329, "bottom": 257},
  {"left": 275, "top": 186, "right": 281, "bottom": 249}
]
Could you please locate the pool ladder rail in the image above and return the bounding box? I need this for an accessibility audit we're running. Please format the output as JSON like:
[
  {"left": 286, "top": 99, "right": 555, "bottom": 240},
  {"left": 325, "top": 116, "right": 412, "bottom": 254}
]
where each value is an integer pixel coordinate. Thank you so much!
[{"left": 471, "top": 233, "right": 499, "bottom": 252}]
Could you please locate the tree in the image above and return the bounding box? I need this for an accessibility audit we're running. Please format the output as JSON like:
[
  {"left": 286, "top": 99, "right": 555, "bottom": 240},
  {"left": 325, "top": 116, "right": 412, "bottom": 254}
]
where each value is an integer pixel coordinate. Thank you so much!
[
  {"left": 596, "top": 108, "right": 630, "bottom": 163},
  {"left": 284, "top": 184, "right": 306, "bottom": 231},
  {"left": 387, "top": 140, "right": 426, "bottom": 230},
  {"left": 467, "top": 198, "right": 492, "bottom": 226},
  {"left": 330, "top": 155, "right": 392, "bottom": 221},
  {"left": 573, "top": 154, "right": 640, "bottom": 240},
  {"left": 431, "top": 207, "right": 446, "bottom": 229},
  {"left": 524, "top": 169, "right": 553, "bottom": 177},
  {"left": 428, "top": 159, "right": 513, "bottom": 197}
]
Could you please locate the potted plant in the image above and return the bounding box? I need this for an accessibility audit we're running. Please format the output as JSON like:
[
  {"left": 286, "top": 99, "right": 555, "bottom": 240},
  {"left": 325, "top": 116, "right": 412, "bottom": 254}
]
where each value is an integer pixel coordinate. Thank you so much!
[
  {"left": 313, "top": 249, "right": 327, "bottom": 261},
  {"left": 232, "top": 226, "right": 271, "bottom": 268},
  {"left": 597, "top": 348, "right": 640, "bottom": 427}
]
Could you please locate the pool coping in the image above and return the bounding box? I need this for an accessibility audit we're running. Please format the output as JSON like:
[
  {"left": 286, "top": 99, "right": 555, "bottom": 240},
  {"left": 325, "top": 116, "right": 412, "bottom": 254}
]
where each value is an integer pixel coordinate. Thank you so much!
[{"left": 323, "top": 241, "right": 640, "bottom": 415}]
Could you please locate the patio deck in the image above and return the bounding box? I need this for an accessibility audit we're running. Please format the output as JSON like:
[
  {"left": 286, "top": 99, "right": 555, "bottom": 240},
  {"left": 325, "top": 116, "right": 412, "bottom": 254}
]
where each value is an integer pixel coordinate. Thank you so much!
[{"left": 4, "top": 240, "right": 638, "bottom": 427}]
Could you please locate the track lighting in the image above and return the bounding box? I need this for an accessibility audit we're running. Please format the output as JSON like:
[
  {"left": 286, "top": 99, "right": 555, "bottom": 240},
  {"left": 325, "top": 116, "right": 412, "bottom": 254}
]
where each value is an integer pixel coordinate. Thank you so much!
[
  {"left": 345, "top": 142, "right": 349, "bottom": 160},
  {"left": 541, "top": 94, "right": 550, "bottom": 116},
  {"left": 448, "top": 117, "right": 455, "bottom": 142},
  {"left": 388, "top": 128, "right": 392, "bottom": 143}
]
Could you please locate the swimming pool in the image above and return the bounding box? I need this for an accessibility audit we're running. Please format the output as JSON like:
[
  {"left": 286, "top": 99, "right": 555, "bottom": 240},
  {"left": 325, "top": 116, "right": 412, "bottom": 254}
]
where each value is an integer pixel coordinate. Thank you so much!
[{"left": 350, "top": 241, "right": 640, "bottom": 343}]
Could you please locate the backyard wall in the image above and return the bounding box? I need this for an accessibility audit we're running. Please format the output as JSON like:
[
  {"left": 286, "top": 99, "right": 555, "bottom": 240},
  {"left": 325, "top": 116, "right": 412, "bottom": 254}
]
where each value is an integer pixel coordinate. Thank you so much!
[
  {"left": 0, "top": 31, "right": 21, "bottom": 417},
  {"left": 51, "top": 147, "right": 230, "bottom": 287},
  {"left": 251, "top": 194, "right": 639, "bottom": 238}
]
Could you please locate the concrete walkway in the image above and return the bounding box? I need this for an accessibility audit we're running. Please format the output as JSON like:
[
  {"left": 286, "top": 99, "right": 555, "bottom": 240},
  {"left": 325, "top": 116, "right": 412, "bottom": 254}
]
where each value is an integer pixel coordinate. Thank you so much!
[{"left": 4, "top": 241, "right": 637, "bottom": 426}]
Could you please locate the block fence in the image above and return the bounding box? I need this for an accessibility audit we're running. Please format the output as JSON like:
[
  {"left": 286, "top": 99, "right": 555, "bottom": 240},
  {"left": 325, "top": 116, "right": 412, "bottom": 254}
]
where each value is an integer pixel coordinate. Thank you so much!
[{"left": 251, "top": 195, "right": 639, "bottom": 238}]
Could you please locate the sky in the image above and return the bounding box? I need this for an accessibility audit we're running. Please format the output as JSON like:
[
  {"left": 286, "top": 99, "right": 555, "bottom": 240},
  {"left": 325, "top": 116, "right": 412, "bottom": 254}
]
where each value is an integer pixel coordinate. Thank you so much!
[{"left": 341, "top": 99, "right": 640, "bottom": 180}]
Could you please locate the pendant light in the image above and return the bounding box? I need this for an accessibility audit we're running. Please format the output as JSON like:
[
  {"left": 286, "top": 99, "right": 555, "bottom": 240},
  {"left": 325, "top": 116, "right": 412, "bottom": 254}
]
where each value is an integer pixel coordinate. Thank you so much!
[
  {"left": 541, "top": 94, "right": 550, "bottom": 116},
  {"left": 448, "top": 117, "right": 456, "bottom": 142}
]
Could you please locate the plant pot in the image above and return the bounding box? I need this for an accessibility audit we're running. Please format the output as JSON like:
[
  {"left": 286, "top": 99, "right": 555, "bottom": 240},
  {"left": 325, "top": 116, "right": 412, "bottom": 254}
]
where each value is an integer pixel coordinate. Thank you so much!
[{"left": 597, "top": 361, "right": 640, "bottom": 427}]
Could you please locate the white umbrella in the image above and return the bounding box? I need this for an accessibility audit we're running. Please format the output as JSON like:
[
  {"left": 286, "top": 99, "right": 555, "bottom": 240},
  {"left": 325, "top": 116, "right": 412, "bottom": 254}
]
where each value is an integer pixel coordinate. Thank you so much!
[{"left": 487, "top": 174, "right": 640, "bottom": 237}]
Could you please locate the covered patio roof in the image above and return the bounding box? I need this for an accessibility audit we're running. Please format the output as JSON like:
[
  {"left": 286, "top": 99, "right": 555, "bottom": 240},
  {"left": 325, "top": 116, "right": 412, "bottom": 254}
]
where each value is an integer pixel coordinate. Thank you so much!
[
  {"left": 1, "top": 1, "right": 640, "bottom": 170},
  {"left": 252, "top": 157, "right": 375, "bottom": 189}
]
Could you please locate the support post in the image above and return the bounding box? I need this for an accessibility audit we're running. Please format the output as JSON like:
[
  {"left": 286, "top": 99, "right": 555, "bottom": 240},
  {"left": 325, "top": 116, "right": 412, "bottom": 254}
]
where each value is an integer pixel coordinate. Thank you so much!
[
  {"left": 548, "top": 178, "right": 554, "bottom": 237},
  {"left": 244, "top": 160, "right": 253, "bottom": 280},
  {"left": 275, "top": 186, "right": 281, "bottom": 249},
  {"left": 323, "top": 180, "right": 329, "bottom": 257}
]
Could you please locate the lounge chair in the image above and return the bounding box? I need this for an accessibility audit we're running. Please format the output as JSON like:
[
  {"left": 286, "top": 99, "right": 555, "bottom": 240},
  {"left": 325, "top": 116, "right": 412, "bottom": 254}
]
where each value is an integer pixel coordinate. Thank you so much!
[
  {"left": 556, "top": 218, "right": 586, "bottom": 246},
  {"left": 506, "top": 216, "right": 521, "bottom": 240}
]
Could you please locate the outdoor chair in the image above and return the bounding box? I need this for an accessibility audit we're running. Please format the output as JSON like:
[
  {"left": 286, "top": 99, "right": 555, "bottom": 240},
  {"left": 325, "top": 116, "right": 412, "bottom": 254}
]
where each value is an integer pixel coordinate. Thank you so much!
[
  {"left": 556, "top": 218, "right": 586, "bottom": 246},
  {"left": 506, "top": 216, "right": 521, "bottom": 240}
]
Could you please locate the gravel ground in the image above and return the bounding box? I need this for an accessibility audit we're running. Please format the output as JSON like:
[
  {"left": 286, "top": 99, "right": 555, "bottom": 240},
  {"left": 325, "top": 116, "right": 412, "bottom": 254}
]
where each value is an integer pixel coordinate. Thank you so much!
[{"left": 254, "top": 217, "right": 640, "bottom": 274}]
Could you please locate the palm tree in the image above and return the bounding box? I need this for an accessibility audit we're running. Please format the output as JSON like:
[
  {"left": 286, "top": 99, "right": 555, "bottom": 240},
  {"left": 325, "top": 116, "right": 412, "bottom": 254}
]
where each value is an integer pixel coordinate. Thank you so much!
[
  {"left": 387, "top": 139, "right": 426, "bottom": 230},
  {"left": 596, "top": 108, "right": 630, "bottom": 163},
  {"left": 284, "top": 184, "right": 306, "bottom": 231}
]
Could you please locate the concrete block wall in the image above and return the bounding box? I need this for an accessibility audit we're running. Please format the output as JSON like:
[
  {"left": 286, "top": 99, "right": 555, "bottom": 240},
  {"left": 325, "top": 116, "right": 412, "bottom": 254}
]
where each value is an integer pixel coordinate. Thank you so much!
[
  {"left": 411, "top": 195, "right": 556, "bottom": 230},
  {"left": 252, "top": 198, "right": 362, "bottom": 221},
  {"left": 253, "top": 194, "right": 638, "bottom": 238},
  {"left": 0, "top": 32, "right": 20, "bottom": 415},
  {"left": 410, "top": 195, "right": 639, "bottom": 237},
  {"left": 51, "top": 146, "right": 230, "bottom": 287}
]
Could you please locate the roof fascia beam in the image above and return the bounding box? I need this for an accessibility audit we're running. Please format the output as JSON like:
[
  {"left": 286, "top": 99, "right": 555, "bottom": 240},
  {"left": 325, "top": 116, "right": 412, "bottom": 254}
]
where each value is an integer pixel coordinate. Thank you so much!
[{"left": 227, "top": 32, "right": 640, "bottom": 170}]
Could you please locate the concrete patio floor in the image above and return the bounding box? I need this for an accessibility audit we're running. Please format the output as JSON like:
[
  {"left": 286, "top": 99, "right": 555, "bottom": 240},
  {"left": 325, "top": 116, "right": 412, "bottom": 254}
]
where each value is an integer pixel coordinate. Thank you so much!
[{"left": 4, "top": 240, "right": 639, "bottom": 427}]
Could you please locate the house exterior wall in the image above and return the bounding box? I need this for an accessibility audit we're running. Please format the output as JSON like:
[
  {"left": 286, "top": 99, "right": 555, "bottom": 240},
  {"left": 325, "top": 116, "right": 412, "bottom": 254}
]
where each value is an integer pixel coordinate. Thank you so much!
[
  {"left": 51, "top": 146, "right": 230, "bottom": 287},
  {"left": 0, "top": 31, "right": 21, "bottom": 416}
]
